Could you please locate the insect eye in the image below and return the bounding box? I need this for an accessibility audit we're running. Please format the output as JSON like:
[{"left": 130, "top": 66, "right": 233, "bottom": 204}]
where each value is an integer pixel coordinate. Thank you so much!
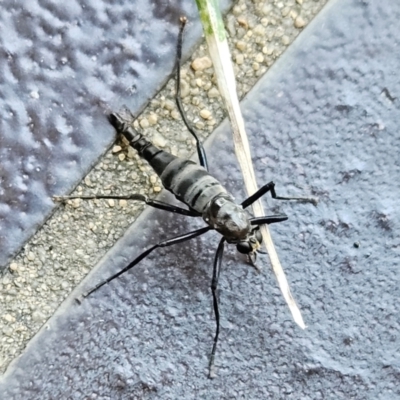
[{"left": 237, "top": 242, "right": 251, "bottom": 254}]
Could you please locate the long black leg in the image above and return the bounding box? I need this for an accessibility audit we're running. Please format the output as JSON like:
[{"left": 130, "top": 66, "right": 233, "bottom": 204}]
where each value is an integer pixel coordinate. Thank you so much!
[
  {"left": 209, "top": 237, "right": 225, "bottom": 379},
  {"left": 77, "top": 226, "right": 211, "bottom": 303},
  {"left": 250, "top": 214, "right": 288, "bottom": 226},
  {"left": 241, "top": 181, "right": 317, "bottom": 209},
  {"left": 54, "top": 193, "right": 200, "bottom": 217},
  {"left": 175, "top": 17, "right": 209, "bottom": 171}
]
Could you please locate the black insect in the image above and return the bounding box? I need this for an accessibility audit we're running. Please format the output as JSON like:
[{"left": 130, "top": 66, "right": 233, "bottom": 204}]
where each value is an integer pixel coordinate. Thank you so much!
[{"left": 57, "top": 17, "right": 315, "bottom": 378}]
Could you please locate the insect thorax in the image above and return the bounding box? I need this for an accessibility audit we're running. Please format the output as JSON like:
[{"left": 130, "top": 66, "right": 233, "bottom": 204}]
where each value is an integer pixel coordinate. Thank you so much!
[{"left": 202, "top": 194, "right": 252, "bottom": 242}]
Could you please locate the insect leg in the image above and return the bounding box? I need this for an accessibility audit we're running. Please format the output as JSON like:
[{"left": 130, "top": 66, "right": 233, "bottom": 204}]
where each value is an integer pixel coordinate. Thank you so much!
[
  {"left": 209, "top": 237, "right": 225, "bottom": 379},
  {"left": 241, "top": 181, "right": 318, "bottom": 209},
  {"left": 77, "top": 226, "right": 211, "bottom": 303},
  {"left": 249, "top": 214, "right": 288, "bottom": 225},
  {"left": 175, "top": 17, "right": 209, "bottom": 171},
  {"left": 54, "top": 194, "right": 200, "bottom": 217}
]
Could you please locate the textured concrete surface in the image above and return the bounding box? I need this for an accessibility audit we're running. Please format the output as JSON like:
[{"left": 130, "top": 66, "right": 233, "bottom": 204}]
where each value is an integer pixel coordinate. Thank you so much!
[
  {"left": 1, "top": 0, "right": 399, "bottom": 398},
  {"left": 0, "top": 0, "right": 327, "bottom": 376},
  {"left": 0, "top": 0, "right": 226, "bottom": 269}
]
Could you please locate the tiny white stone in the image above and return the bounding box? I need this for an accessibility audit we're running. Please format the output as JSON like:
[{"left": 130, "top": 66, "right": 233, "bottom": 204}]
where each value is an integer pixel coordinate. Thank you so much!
[
  {"left": 294, "top": 16, "right": 306, "bottom": 28},
  {"left": 9, "top": 263, "right": 18, "bottom": 272},
  {"left": 152, "top": 133, "right": 167, "bottom": 148},
  {"left": 208, "top": 87, "right": 220, "bottom": 99},
  {"left": 236, "top": 54, "right": 244, "bottom": 64},
  {"left": 148, "top": 113, "right": 158, "bottom": 125},
  {"left": 236, "top": 40, "right": 246, "bottom": 51},
  {"left": 139, "top": 118, "right": 149, "bottom": 128},
  {"left": 200, "top": 109, "right": 211, "bottom": 119},
  {"left": 164, "top": 99, "right": 175, "bottom": 111}
]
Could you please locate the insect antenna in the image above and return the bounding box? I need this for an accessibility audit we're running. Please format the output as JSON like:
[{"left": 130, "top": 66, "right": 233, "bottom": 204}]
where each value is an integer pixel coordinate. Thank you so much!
[{"left": 175, "top": 17, "right": 208, "bottom": 170}]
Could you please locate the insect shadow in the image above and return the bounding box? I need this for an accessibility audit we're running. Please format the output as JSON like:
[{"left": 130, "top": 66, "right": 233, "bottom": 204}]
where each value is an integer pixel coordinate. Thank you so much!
[{"left": 55, "top": 17, "right": 316, "bottom": 378}]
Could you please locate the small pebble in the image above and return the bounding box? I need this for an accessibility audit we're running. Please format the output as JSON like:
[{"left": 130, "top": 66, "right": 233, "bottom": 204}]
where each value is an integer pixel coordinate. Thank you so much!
[
  {"left": 153, "top": 186, "right": 162, "bottom": 193},
  {"left": 150, "top": 175, "right": 157, "bottom": 184},
  {"left": 164, "top": 99, "right": 175, "bottom": 111},
  {"left": 3, "top": 326, "right": 13, "bottom": 337},
  {"left": 108, "top": 199, "right": 115, "bottom": 207},
  {"left": 281, "top": 7, "right": 290, "bottom": 17},
  {"left": 27, "top": 252, "right": 35, "bottom": 261},
  {"left": 152, "top": 133, "right": 167, "bottom": 148},
  {"left": 203, "top": 81, "right": 212, "bottom": 91},
  {"left": 290, "top": 10, "right": 299, "bottom": 19},
  {"left": 112, "top": 145, "right": 122, "bottom": 153},
  {"left": 253, "top": 25, "right": 265, "bottom": 36},
  {"left": 3, "top": 314, "right": 14, "bottom": 323},
  {"left": 191, "top": 56, "right": 212, "bottom": 71},
  {"left": 61, "top": 281, "right": 70, "bottom": 289},
  {"left": 236, "top": 40, "right": 246, "bottom": 51},
  {"left": 195, "top": 121, "right": 205, "bottom": 130},
  {"left": 262, "top": 46, "right": 274, "bottom": 55},
  {"left": 119, "top": 200, "right": 127, "bottom": 208},
  {"left": 255, "top": 53, "right": 264, "bottom": 63},
  {"left": 148, "top": 113, "right": 158, "bottom": 125},
  {"left": 32, "top": 310, "right": 46, "bottom": 323},
  {"left": 232, "top": 5, "right": 241, "bottom": 15},
  {"left": 294, "top": 16, "right": 306, "bottom": 28},
  {"left": 84, "top": 176, "right": 93, "bottom": 187},
  {"left": 179, "top": 80, "right": 190, "bottom": 98},
  {"left": 170, "top": 110, "right": 180, "bottom": 120},
  {"left": 208, "top": 87, "right": 220, "bottom": 99},
  {"left": 118, "top": 153, "right": 126, "bottom": 161},
  {"left": 200, "top": 109, "right": 211, "bottom": 119},
  {"left": 9, "top": 263, "right": 18, "bottom": 272},
  {"left": 237, "top": 16, "right": 248, "bottom": 29},
  {"left": 127, "top": 147, "right": 136, "bottom": 159},
  {"left": 139, "top": 118, "right": 149, "bottom": 128},
  {"left": 236, "top": 54, "right": 244, "bottom": 64},
  {"left": 282, "top": 35, "right": 290, "bottom": 45}
]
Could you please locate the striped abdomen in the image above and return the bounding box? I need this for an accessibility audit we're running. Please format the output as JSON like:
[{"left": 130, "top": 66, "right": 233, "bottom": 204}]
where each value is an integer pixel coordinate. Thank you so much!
[
  {"left": 159, "top": 158, "right": 228, "bottom": 213},
  {"left": 135, "top": 140, "right": 228, "bottom": 213},
  {"left": 111, "top": 112, "right": 229, "bottom": 213}
]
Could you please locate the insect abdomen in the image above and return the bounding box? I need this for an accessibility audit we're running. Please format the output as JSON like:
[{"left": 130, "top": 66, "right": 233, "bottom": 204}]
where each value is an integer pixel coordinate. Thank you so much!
[
  {"left": 136, "top": 144, "right": 227, "bottom": 213},
  {"left": 159, "top": 158, "right": 227, "bottom": 213},
  {"left": 112, "top": 114, "right": 228, "bottom": 213}
]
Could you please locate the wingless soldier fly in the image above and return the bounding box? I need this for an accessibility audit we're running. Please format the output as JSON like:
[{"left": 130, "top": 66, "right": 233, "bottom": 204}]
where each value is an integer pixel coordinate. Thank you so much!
[{"left": 56, "top": 17, "right": 316, "bottom": 378}]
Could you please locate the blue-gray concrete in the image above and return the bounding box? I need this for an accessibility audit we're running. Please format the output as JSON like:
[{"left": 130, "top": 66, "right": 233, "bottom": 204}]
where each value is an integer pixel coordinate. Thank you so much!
[{"left": 0, "top": 0, "right": 230, "bottom": 269}]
